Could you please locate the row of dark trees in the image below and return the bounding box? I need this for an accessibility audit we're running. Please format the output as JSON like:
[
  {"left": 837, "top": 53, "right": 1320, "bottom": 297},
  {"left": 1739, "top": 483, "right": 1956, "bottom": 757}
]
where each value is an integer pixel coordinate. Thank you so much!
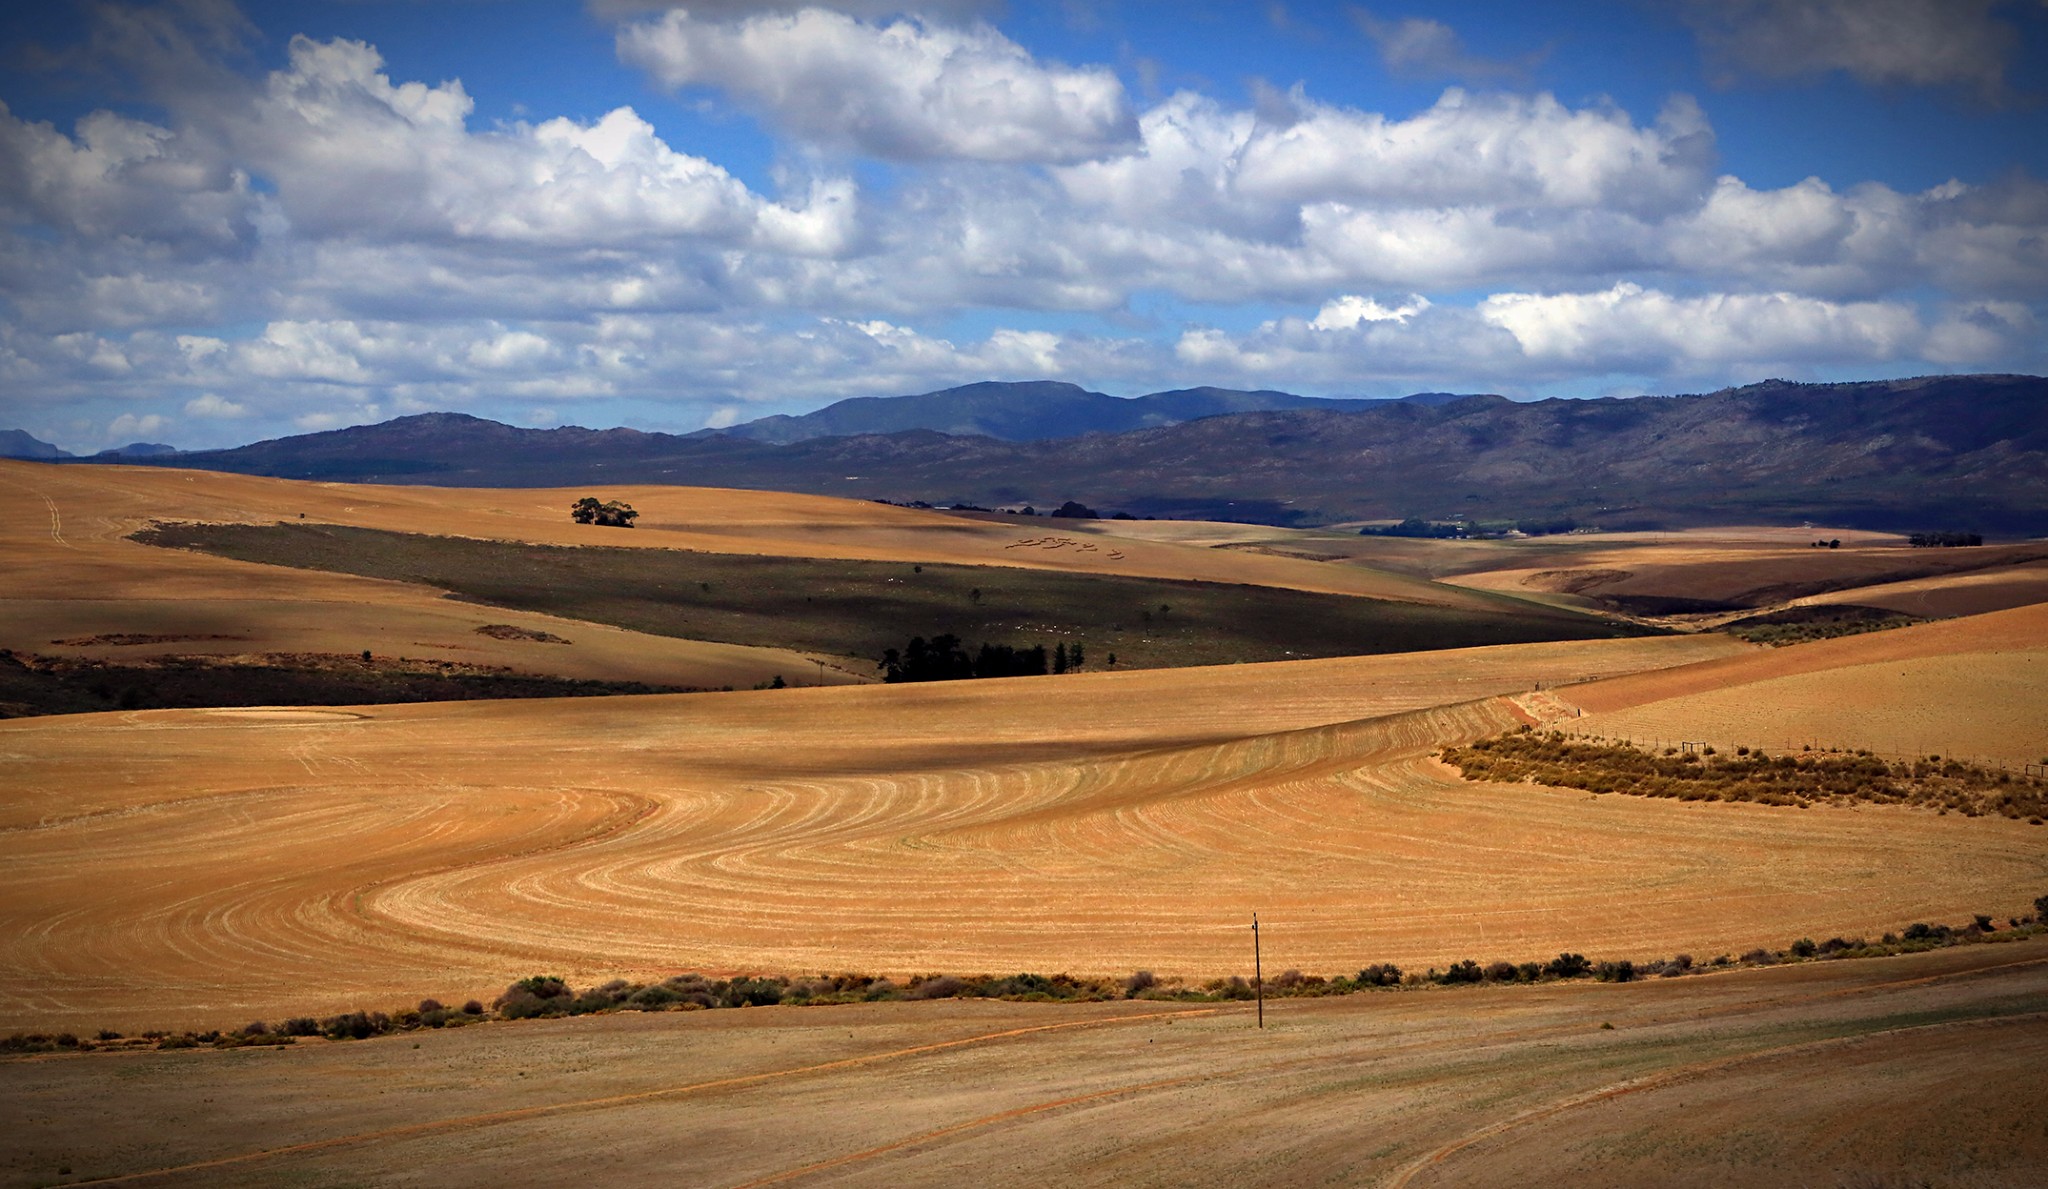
[
  {"left": 878, "top": 634, "right": 1088, "bottom": 682},
  {"left": 1908, "top": 530, "right": 1982, "bottom": 547}
]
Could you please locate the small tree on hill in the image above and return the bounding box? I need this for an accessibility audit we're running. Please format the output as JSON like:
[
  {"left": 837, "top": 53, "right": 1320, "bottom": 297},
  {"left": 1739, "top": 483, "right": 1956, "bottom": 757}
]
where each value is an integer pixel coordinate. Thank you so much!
[{"left": 571, "top": 496, "right": 639, "bottom": 527}]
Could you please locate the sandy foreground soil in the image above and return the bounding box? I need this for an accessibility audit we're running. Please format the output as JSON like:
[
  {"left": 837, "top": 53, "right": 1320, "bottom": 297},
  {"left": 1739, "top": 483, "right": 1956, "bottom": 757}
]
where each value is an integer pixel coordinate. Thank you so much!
[{"left": 2, "top": 941, "right": 2042, "bottom": 1188}]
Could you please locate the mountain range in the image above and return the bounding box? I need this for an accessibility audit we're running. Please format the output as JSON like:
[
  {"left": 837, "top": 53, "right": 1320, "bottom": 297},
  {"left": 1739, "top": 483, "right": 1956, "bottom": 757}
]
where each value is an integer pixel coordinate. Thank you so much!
[
  {"left": 0, "top": 433, "right": 177, "bottom": 460},
  {"left": 18, "top": 374, "right": 2048, "bottom": 532},
  {"left": 697, "top": 381, "right": 1468, "bottom": 443}
]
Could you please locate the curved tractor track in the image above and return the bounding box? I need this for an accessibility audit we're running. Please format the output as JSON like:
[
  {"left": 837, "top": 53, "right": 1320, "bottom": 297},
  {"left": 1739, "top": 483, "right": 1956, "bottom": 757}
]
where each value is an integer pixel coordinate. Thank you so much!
[{"left": 4, "top": 671, "right": 2043, "bottom": 1034}]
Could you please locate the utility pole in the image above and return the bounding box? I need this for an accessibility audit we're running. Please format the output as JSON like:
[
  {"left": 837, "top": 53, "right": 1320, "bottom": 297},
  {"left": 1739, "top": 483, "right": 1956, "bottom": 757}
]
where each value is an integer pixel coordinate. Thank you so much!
[{"left": 1252, "top": 912, "right": 1263, "bottom": 1029}]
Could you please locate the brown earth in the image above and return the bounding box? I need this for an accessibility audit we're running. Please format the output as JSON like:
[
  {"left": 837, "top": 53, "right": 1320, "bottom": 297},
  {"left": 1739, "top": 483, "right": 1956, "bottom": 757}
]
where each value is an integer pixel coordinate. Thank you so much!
[{"left": 2, "top": 941, "right": 2042, "bottom": 1189}]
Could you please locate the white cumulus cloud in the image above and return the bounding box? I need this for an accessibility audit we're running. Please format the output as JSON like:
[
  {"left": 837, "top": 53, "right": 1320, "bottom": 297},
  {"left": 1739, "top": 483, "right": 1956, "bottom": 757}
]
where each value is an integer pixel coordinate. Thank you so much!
[
  {"left": 183, "top": 392, "right": 248, "bottom": 418},
  {"left": 1479, "top": 282, "right": 1924, "bottom": 369},
  {"left": 617, "top": 8, "right": 1138, "bottom": 163}
]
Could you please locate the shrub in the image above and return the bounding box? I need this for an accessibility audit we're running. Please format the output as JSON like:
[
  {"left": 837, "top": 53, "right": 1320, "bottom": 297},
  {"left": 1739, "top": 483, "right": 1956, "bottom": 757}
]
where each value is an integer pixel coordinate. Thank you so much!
[
  {"left": 321, "top": 1012, "right": 372, "bottom": 1040},
  {"left": 1273, "top": 969, "right": 1305, "bottom": 990},
  {"left": 1545, "top": 952, "right": 1592, "bottom": 979},
  {"left": 726, "top": 977, "right": 785, "bottom": 1006},
  {"left": 1483, "top": 961, "right": 1519, "bottom": 983},
  {"left": 1124, "top": 970, "right": 1157, "bottom": 997},
  {"left": 1211, "top": 976, "right": 1256, "bottom": 1000},
  {"left": 497, "top": 976, "right": 574, "bottom": 1019},
  {"left": 461, "top": 999, "right": 485, "bottom": 1016},
  {"left": 279, "top": 1017, "right": 319, "bottom": 1037},
  {"left": 1356, "top": 963, "right": 1403, "bottom": 987},
  {"left": 625, "top": 984, "right": 683, "bottom": 1010},
  {"left": 1439, "top": 960, "right": 1484, "bottom": 985},
  {"left": 1594, "top": 960, "right": 1636, "bottom": 983},
  {"left": 1789, "top": 938, "right": 1818, "bottom": 958}
]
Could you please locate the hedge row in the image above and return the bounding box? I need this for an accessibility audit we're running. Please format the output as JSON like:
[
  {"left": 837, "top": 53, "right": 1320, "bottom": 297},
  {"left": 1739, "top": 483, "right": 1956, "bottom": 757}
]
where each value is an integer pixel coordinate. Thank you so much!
[
  {"left": 7, "top": 901, "right": 2042, "bottom": 1054},
  {"left": 1444, "top": 727, "right": 2048, "bottom": 819}
]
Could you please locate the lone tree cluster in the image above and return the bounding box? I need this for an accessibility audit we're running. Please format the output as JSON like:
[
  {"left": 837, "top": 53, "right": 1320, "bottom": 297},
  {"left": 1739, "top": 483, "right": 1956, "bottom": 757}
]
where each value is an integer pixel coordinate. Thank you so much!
[{"left": 571, "top": 497, "right": 638, "bottom": 527}]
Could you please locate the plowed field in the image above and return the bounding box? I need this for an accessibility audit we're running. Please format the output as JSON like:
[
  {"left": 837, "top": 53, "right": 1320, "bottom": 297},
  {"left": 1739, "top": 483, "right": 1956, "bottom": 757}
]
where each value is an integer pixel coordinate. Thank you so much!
[{"left": 7, "top": 624, "right": 2043, "bottom": 1035}]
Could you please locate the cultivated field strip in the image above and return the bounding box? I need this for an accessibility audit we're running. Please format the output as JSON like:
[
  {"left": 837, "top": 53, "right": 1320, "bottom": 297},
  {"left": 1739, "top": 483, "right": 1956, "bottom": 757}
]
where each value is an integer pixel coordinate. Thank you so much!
[
  {"left": 0, "top": 459, "right": 1490, "bottom": 605},
  {"left": 0, "top": 463, "right": 864, "bottom": 691},
  {"left": 9, "top": 945, "right": 2043, "bottom": 1189},
  {"left": 1564, "top": 601, "right": 2048, "bottom": 765},
  {"left": 4, "top": 632, "right": 2043, "bottom": 1033}
]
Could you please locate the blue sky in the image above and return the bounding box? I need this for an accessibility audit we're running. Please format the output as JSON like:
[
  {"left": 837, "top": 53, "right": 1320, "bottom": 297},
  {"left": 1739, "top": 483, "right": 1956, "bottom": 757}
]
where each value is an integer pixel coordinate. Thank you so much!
[{"left": 2, "top": 0, "right": 2044, "bottom": 450}]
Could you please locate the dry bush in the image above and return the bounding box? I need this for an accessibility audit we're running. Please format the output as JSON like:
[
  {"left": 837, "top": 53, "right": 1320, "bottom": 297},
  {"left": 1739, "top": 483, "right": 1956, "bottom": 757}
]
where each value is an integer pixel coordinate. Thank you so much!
[{"left": 1444, "top": 728, "right": 2048, "bottom": 818}]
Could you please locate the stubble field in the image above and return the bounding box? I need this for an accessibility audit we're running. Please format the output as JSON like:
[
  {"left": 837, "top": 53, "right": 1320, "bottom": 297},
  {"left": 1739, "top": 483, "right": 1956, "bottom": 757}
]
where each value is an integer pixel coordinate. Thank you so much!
[{"left": 3, "top": 460, "right": 2046, "bottom": 1187}]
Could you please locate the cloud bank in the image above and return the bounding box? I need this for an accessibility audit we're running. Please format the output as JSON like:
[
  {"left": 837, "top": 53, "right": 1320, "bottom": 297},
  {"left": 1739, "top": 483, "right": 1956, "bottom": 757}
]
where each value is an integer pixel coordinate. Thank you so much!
[{"left": 0, "top": 1, "right": 2042, "bottom": 450}]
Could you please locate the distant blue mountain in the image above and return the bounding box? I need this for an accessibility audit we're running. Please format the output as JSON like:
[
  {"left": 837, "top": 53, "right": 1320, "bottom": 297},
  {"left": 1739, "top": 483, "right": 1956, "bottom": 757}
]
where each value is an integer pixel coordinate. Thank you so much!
[
  {"left": 0, "top": 429, "right": 72, "bottom": 459},
  {"left": 700, "top": 381, "right": 1480, "bottom": 444},
  {"left": 94, "top": 442, "right": 181, "bottom": 458}
]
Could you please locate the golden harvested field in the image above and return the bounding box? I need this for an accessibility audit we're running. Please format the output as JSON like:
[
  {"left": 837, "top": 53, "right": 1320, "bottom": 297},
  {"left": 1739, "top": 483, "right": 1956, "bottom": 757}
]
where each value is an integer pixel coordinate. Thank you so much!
[
  {"left": 1430, "top": 528, "right": 2048, "bottom": 611},
  {"left": 3, "top": 463, "right": 2047, "bottom": 1186},
  {"left": 0, "top": 462, "right": 855, "bottom": 690},
  {"left": 1793, "top": 558, "right": 2048, "bottom": 619},
  {"left": 4, "top": 941, "right": 2043, "bottom": 1188},
  {"left": 5, "top": 621, "right": 2043, "bottom": 1037},
  {"left": 2, "top": 632, "right": 1765, "bottom": 1034},
  {"left": 0, "top": 460, "right": 1489, "bottom": 607},
  {"left": 1561, "top": 602, "right": 2048, "bottom": 765}
]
